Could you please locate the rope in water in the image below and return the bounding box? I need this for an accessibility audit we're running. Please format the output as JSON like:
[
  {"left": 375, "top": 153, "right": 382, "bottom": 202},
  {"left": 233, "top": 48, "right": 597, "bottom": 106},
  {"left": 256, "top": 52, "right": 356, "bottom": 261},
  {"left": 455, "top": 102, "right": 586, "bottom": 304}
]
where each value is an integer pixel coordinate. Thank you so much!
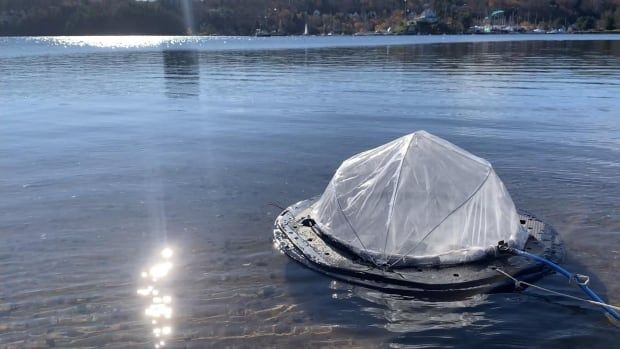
[
  {"left": 495, "top": 268, "right": 620, "bottom": 313},
  {"left": 496, "top": 243, "right": 620, "bottom": 321}
]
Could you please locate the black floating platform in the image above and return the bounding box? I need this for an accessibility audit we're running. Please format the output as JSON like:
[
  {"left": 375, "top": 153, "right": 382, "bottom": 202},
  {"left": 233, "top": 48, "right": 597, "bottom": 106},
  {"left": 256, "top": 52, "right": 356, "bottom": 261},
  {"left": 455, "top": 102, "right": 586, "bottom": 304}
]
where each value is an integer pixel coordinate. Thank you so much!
[{"left": 273, "top": 200, "right": 564, "bottom": 300}]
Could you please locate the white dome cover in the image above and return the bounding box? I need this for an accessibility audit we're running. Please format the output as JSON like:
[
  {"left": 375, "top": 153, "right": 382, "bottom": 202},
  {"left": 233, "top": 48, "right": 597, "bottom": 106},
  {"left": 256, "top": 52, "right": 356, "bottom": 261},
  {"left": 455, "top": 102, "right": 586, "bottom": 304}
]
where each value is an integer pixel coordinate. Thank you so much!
[{"left": 311, "top": 131, "right": 527, "bottom": 267}]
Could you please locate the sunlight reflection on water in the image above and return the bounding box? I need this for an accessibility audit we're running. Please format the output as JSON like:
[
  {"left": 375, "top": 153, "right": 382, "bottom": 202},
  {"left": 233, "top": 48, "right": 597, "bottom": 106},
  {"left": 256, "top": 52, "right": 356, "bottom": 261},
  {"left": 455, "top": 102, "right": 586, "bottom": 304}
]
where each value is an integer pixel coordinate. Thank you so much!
[
  {"left": 137, "top": 247, "right": 175, "bottom": 348},
  {"left": 34, "top": 35, "right": 201, "bottom": 48}
]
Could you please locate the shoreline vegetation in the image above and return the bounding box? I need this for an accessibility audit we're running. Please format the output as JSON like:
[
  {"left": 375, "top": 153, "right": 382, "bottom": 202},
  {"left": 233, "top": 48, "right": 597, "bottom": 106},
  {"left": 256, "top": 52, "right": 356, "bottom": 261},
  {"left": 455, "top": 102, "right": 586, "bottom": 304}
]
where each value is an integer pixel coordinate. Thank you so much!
[{"left": 1, "top": 1, "right": 620, "bottom": 37}]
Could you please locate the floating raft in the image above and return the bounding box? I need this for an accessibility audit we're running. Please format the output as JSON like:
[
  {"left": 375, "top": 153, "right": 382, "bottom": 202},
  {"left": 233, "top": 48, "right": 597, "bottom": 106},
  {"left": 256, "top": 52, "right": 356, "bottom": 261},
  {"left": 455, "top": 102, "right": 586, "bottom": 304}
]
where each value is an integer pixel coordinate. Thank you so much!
[{"left": 274, "top": 199, "right": 564, "bottom": 299}]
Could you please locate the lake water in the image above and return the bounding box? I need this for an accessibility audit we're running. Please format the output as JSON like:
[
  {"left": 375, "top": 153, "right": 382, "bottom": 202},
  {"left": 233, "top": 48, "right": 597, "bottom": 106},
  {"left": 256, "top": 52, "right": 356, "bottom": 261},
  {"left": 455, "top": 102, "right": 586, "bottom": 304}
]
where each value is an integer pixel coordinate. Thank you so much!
[{"left": 1, "top": 35, "right": 620, "bottom": 348}]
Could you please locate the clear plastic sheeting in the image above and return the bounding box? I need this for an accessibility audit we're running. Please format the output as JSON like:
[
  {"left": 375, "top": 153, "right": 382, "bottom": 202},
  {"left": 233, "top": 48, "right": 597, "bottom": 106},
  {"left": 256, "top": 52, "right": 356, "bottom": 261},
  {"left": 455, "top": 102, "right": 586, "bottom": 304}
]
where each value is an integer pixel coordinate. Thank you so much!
[{"left": 311, "top": 131, "right": 527, "bottom": 267}]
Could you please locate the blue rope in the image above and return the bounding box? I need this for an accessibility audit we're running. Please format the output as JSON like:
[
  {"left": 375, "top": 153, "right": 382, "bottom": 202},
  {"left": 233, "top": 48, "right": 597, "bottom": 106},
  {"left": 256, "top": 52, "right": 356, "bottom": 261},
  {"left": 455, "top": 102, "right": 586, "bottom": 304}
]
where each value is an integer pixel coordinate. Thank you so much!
[{"left": 512, "top": 248, "right": 620, "bottom": 321}]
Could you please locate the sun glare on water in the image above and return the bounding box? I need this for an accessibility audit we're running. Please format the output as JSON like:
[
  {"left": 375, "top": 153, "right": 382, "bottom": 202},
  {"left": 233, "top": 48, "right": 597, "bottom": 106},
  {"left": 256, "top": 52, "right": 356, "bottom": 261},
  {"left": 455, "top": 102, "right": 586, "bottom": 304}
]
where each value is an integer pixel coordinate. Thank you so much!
[
  {"left": 35, "top": 36, "right": 199, "bottom": 49},
  {"left": 137, "top": 246, "right": 176, "bottom": 348}
]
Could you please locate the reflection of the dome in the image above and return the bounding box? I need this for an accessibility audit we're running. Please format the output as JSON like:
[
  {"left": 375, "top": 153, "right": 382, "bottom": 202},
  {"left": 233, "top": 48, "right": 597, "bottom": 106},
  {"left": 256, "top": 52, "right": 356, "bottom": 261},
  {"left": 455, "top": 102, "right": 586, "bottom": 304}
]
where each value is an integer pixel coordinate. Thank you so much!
[
  {"left": 162, "top": 50, "right": 200, "bottom": 98},
  {"left": 137, "top": 247, "right": 175, "bottom": 348},
  {"left": 328, "top": 280, "right": 494, "bottom": 333}
]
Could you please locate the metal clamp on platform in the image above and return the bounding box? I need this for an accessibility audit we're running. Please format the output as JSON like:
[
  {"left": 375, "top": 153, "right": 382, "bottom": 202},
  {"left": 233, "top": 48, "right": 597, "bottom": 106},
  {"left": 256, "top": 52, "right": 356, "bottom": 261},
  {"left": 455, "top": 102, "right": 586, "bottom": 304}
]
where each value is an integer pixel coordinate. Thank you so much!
[{"left": 572, "top": 274, "right": 590, "bottom": 286}]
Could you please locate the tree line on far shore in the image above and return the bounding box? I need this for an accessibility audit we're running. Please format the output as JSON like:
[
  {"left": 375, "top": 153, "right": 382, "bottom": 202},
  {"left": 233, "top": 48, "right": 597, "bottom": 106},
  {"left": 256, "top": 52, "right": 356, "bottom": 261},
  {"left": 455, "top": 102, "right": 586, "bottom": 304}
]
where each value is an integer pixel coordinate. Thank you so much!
[{"left": 1, "top": 0, "right": 620, "bottom": 36}]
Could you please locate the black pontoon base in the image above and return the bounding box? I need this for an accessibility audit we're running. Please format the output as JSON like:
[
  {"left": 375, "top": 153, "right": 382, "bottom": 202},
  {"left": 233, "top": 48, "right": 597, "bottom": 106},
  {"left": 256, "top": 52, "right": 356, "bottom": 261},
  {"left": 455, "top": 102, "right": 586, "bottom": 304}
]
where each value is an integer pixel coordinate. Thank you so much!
[{"left": 274, "top": 200, "right": 564, "bottom": 300}]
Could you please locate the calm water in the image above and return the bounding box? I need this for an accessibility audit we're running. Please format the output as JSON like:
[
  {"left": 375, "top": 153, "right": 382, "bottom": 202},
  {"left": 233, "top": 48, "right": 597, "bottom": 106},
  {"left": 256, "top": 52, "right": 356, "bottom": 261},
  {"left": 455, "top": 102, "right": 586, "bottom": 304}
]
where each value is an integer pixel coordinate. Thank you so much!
[{"left": 1, "top": 35, "right": 620, "bottom": 348}]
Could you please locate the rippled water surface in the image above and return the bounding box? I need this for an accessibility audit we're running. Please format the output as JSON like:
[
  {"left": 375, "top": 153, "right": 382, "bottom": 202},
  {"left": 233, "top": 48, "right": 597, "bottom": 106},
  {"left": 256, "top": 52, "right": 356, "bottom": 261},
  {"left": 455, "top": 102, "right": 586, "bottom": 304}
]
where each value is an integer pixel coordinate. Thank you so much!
[{"left": 1, "top": 35, "right": 620, "bottom": 348}]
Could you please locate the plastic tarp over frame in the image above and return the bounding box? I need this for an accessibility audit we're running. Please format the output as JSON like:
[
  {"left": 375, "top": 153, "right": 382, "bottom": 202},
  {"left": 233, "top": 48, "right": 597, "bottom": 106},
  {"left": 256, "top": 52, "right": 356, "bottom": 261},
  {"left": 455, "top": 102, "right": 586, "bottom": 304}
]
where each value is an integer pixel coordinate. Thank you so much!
[{"left": 311, "top": 131, "right": 527, "bottom": 267}]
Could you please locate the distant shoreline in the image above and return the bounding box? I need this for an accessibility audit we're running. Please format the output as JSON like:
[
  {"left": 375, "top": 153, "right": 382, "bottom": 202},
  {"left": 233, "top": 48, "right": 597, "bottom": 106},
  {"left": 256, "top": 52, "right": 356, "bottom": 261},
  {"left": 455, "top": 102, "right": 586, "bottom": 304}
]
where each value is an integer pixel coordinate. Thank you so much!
[{"left": 1, "top": 31, "right": 619, "bottom": 38}]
